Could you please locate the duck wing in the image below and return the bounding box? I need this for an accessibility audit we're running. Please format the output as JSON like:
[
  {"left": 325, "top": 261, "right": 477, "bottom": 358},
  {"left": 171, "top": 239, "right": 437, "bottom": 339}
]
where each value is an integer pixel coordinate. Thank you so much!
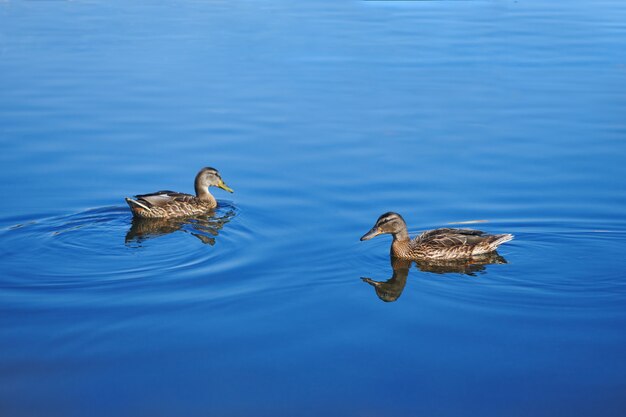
[
  {"left": 134, "top": 190, "right": 195, "bottom": 207},
  {"left": 415, "top": 228, "right": 487, "bottom": 248}
]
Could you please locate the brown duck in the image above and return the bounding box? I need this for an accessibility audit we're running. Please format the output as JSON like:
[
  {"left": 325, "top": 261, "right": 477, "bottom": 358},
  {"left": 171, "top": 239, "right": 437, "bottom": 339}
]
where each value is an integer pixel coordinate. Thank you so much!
[
  {"left": 125, "top": 167, "right": 233, "bottom": 219},
  {"left": 360, "top": 212, "right": 513, "bottom": 260}
]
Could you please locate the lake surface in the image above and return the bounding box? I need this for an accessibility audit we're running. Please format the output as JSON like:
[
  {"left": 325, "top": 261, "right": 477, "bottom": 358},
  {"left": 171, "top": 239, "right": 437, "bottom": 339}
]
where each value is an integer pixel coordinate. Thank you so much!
[{"left": 1, "top": 1, "right": 626, "bottom": 416}]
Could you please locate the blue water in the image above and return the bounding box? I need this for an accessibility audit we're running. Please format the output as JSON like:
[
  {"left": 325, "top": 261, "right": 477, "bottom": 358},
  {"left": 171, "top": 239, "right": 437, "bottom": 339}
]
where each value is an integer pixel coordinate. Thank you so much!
[{"left": 1, "top": 1, "right": 626, "bottom": 416}]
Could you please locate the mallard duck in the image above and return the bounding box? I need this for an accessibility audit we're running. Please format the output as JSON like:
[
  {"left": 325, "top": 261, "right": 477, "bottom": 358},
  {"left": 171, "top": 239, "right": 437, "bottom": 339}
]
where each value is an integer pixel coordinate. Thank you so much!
[
  {"left": 125, "top": 167, "right": 233, "bottom": 219},
  {"left": 360, "top": 212, "right": 513, "bottom": 260}
]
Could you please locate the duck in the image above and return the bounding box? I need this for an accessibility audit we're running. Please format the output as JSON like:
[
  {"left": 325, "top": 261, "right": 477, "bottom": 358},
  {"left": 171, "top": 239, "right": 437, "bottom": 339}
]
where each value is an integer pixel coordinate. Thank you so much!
[
  {"left": 360, "top": 212, "right": 513, "bottom": 260},
  {"left": 125, "top": 167, "right": 233, "bottom": 219}
]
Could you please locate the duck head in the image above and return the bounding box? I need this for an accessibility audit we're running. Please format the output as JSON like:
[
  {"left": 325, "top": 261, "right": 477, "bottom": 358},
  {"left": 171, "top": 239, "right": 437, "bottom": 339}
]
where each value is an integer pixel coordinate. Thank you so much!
[
  {"left": 195, "top": 167, "right": 234, "bottom": 194},
  {"left": 360, "top": 212, "right": 408, "bottom": 241}
]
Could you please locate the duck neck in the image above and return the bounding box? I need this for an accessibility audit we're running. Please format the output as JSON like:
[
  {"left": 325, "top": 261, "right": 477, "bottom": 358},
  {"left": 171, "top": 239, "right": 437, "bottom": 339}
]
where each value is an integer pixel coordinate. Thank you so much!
[
  {"left": 195, "top": 183, "right": 216, "bottom": 204},
  {"left": 390, "top": 228, "right": 411, "bottom": 258},
  {"left": 392, "top": 228, "right": 410, "bottom": 242}
]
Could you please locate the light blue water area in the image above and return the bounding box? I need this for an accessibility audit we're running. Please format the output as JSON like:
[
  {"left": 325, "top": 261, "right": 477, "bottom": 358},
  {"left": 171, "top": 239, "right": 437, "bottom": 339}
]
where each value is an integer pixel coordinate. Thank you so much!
[{"left": 1, "top": 1, "right": 626, "bottom": 416}]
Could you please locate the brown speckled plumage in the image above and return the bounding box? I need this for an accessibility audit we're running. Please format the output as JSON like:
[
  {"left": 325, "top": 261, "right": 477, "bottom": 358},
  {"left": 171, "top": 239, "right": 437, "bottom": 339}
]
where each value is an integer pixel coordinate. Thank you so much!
[
  {"left": 125, "top": 167, "right": 233, "bottom": 219},
  {"left": 361, "top": 212, "right": 513, "bottom": 260}
]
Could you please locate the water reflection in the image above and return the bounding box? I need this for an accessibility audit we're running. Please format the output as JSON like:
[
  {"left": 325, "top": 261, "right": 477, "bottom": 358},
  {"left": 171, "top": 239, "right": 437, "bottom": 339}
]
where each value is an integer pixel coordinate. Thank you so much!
[
  {"left": 125, "top": 209, "right": 235, "bottom": 245},
  {"left": 414, "top": 252, "right": 507, "bottom": 276},
  {"left": 362, "top": 253, "right": 507, "bottom": 303},
  {"left": 362, "top": 258, "right": 411, "bottom": 303}
]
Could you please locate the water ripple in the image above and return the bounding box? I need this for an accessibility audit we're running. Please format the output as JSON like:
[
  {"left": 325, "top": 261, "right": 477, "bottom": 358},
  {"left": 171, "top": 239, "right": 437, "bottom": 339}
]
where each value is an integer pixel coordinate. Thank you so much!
[{"left": 0, "top": 203, "right": 243, "bottom": 293}]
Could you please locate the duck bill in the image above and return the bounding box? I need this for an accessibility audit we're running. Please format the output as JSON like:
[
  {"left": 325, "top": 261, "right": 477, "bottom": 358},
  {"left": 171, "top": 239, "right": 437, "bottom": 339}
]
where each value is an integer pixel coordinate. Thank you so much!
[
  {"left": 360, "top": 227, "right": 382, "bottom": 241},
  {"left": 218, "top": 180, "right": 234, "bottom": 193}
]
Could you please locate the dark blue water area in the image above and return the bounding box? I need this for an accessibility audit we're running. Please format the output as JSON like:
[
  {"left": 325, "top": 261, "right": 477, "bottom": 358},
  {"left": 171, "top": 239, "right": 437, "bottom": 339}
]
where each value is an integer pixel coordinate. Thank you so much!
[{"left": 1, "top": 1, "right": 626, "bottom": 416}]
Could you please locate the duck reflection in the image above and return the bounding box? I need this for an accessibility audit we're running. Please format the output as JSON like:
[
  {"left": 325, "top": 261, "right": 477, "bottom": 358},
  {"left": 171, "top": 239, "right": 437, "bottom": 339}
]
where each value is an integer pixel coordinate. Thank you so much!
[
  {"left": 362, "top": 258, "right": 411, "bottom": 302},
  {"left": 362, "top": 252, "right": 507, "bottom": 303},
  {"left": 414, "top": 252, "right": 507, "bottom": 275},
  {"left": 125, "top": 209, "right": 235, "bottom": 245}
]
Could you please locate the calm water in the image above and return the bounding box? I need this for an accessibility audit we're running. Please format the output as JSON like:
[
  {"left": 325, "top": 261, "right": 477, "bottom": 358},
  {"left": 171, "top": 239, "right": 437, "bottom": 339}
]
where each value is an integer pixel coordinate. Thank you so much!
[{"left": 1, "top": 1, "right": 626, "bottom": 416}]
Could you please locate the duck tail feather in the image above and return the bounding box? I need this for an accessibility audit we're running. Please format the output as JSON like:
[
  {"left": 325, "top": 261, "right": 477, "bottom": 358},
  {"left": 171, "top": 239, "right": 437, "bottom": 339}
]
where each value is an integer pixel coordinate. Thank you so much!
[
  {"left": 490, "top": 233, "right": 514, "bottom": 249},
  {"left": 125, "top": 197, "right": 150, "bottom": 211}
]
